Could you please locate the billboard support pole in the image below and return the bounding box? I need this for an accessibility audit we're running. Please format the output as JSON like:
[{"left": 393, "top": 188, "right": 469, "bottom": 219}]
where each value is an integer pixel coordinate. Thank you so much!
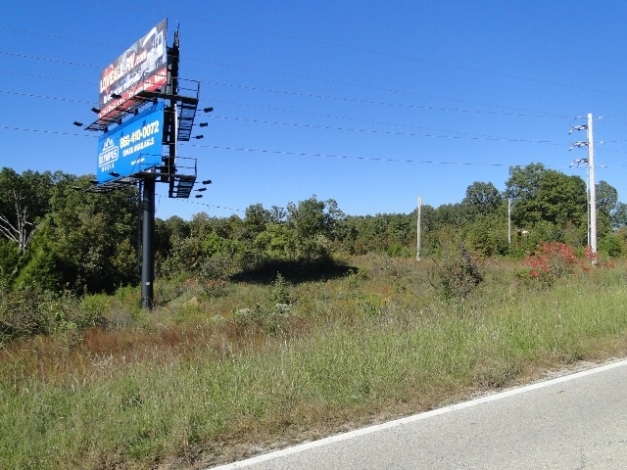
[
  {"left": 140, "top": 26, "right": 179, "bottom": 310},
  {"left": 85, "top": 21, "right": 202, "bottom": 311},
  {"left": 141, "top": 177, "right": 155, "bottom": 310}
]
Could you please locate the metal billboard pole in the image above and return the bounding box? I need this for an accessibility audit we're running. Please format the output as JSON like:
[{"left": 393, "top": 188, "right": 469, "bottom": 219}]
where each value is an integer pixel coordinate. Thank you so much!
[
  {"left": 141, "top": 177, "right": 155, "bottom": 310},
  {"left": 83, "top": 21, "right": 205, "bottom": 311}
]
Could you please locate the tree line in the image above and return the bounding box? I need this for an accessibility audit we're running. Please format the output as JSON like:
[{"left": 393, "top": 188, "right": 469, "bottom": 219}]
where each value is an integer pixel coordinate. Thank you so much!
[{"left": 2, "top": 163, "right": 627, "bottom": 295}]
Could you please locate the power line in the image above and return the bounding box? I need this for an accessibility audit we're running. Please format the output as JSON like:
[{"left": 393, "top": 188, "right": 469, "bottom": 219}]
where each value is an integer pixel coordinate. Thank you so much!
[
  {"left": 0, "top": 49, "right": 569, "bottom": 119},
  {"left": 0, "top": 50, "right": 98, "bottom": 68},
  {"left": 0, "top": 25, "right": 576, "bottom": 121},
  {"left": 0, "top": 26, "right": 121, "bottom": 49},
  {"left": 0, "top": 26, "right": 576, "bottom": 118},
  {"left": 0, "top": 69, "right": 93, "bottom": 86},
  {"left": 0, "top": 26, "right": 573, "bottom": 116},
  {"left": 207, "top": 114, "right": 569, "bottom": 146},
  {"left": 199, "top": 80, "right": 568, "bottom": 118},
  {"left": 160, "top": 195, "right": 244, "bottom": 214},
  {"left": 183, "top": 142, "right": 509, "bottom": 167},
  {"left": 183, "top": 57, "right": 570, "bottom": 117},
  {"left": 0, "top": 125, "right": 525, "bottom": 166},
  {"left": 0, "top": 125, "right": 94, "bottom": 138},
  {"left": 0, "top": 87, "right": 571, "bottom": 146},
  {"left": 0, "top": 52, "right": 571, "bottom": 119},
  {"left": 0, "top": 89, "right": 92, "bottom": 104},
  {"left": 90, "top": 1, "right": 627, "bottom": 97},
  {"left": 2, "top": 125, "right": 623, "bottom": 170},
  {"left": 212, "top": 98, "right": 548, "bottom": 136}
]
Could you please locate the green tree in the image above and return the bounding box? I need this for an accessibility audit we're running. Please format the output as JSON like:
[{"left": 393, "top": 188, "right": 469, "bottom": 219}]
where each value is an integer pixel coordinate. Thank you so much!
[
  {"left": 0, "top": 168, "right": 55, "bottom": 254},
  {"left": 285, "top": 196, "right": 345, "bottom": 259},
  {"left": 611, "top": 202, "right": 627, "bottom": 230},
  {"left": 33, "top": 175, "right": 140, "bottom": 293},
  {"left": 244, "top": 203, "right": 272, "bottom": 238},
  {"left": 462, "top": 181, "right": 502, "bottom": 218},
  {"left": 505, "top": 163, "right": 545, "bottom": 203},
  {"left": 534, "top": 171, "right": 586, "bottom": 226},
  {"left": 434, "top": 203, "right": 466, "bottom": 227},
  {"left": 505, "top": 163, "right": 586, "bottom": 231},
  {"left": 596, "top": 180, "right": 618, "bottom": 215}
]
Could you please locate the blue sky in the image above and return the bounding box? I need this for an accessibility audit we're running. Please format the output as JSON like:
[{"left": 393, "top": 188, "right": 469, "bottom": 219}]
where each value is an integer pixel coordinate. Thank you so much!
[{"left": 2, "top": 0, "right": 627, "bottom": 220}]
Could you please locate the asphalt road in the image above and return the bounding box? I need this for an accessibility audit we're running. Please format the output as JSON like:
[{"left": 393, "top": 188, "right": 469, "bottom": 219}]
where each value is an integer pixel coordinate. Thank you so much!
[{"left": 209, "top": 359, "right": 627, "bottom": 469}]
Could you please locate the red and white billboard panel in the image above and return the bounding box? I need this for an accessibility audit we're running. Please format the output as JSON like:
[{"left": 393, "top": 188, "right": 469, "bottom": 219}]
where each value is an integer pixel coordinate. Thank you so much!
[{"left": 98, "top": 19, "right": 168, "bottom": 124}]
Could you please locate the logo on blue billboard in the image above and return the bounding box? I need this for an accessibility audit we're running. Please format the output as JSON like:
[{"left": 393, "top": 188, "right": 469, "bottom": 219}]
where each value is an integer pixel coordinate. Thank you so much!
[
  {"left": 98, "top": 138, "right": 119, "bottom": 172},
  {"left": 96, "top": 102, "right": 165, "bottom": 183}
]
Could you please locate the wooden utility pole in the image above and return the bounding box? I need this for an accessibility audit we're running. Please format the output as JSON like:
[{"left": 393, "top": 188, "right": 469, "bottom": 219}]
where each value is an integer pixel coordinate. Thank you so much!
[
  {"left": 416, "top": 196, "right": 422, "bottom": 261},
  {"left": 507, "top": 198, "right": 511, "bottom": 245}
]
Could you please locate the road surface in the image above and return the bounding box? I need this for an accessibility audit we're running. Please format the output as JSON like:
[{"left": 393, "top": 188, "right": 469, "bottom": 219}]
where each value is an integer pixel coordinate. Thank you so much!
[{"left": 209, "top": 359, "right": 627, "bottom": 469}]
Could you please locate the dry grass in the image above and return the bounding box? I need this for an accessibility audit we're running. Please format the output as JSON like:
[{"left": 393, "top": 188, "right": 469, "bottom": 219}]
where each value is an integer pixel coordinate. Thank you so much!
[{"left": 1, "top": 255, "right": 627, "bottom": 469}]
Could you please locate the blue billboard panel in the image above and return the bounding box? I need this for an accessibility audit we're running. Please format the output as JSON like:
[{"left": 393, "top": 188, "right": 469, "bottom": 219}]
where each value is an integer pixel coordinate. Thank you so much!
[{"left": 97, "top": 103, "right": 165, "bottom": 184}]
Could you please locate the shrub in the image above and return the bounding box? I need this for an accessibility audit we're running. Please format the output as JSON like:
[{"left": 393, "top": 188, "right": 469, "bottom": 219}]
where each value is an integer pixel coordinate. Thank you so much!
[
  {"left": 599, "top": 234, "right": 622, "bottom": 258},
  {"left": 519, "top": 242, "right": 594, "bottom": 288},
  {"left": 271, "top": 272, "right": 295, "bottom": 305},
  {"left": 428, "top": 244, "right": 483, "bottom": 300},
  {"left": 231, "top": 303, "right": 295, "bottom": 337}
]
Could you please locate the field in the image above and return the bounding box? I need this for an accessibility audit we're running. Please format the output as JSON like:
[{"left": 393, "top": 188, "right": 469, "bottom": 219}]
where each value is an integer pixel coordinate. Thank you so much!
[{"left": 2, "top": 253, "right": 627, "bottom": 470}]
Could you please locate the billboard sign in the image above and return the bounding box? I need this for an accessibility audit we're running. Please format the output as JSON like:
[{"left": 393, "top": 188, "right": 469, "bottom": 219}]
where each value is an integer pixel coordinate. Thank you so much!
[
  {"left": 97, "top": 102, "right": 165, "bottom": 183},
  {"left": 98, "top": 19, "right": 168, "bottom": 123}
]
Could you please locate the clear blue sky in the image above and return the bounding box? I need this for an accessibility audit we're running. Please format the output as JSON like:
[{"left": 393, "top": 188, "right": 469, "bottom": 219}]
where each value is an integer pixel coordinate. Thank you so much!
[{"left": 2, "top": 0, "right": 627, "bottom": 220}]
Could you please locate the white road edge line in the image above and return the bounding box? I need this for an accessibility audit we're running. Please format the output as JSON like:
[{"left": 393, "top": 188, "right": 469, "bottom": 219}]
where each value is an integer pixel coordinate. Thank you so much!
[{"left": 206, "top": 358, "right": 627, "bottom": 469}]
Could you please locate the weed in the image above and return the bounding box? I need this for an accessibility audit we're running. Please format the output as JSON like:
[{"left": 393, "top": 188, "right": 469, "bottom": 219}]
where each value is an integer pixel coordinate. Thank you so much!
[
  {"left": 3, "top": 254, "right": 627, "bottom": 469},
  {"left": 518, "top": 242, "right": 596, "bottom": 288},
  {"left": 428, "top": 244, "right": 483, "bottom": 300}
]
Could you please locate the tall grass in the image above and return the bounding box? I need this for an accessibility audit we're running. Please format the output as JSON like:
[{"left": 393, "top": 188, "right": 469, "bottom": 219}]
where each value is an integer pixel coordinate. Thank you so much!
[{"left": 1, "top": 256, "right": 627, "bottom": 469}]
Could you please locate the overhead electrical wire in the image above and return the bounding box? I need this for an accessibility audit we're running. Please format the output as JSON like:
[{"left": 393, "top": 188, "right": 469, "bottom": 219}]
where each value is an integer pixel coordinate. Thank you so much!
[
  {"left": 158, "top": 194, "right": 244, "bottom": 214},
  {"left": 0, "top": 87, "right": 573, "bottom": 147},
  {"left": 4, "top": 74, "right": 522, "bottom": 136},
  {"left": 0, "top": 125, "right": 94, "bottom": 139},
  {"left": 0, "top": 26, "right": 573, "bottom": 116},
  {"left": 91, "top": 0, "right": 627, "bottom": 98},
  {"left": 1, "top": 20, "right": 623, "bottom": 218},
  {"left": 197, "top": 80, "right": 568, "bottom": 118},
  {"left": 0, "top": 30, "right": 623, "bottom": 163},
  {"left": 0, "top": 48, "right": 569, "bottom": 119},
  {"left": 0, "top": 69, "right": 94, "bottom": 86},
  {"left": 0, "top": 24, "right": 576, "bottom": 120},
  {"left": 211, "top": 98, "right": 549, "bottom": 131},
  {"left": 0, "top": 50, "right": 99, "bottom": 68},
  {"left": 0, "top": 89, "right": 92, "bottom": 104},
  {"left": 0, "top": 78, "right": 622, "bottom": 158},
  {"left": 182, "top": 141, "right": 623, "bottom": 166},
  {"left": 5, "top": 125, "right": 614, "bottom": 167},
  {"left": 206, "top": 114, "right": 569, "bottom": 147},
  {"left": 181, "top": 57, "right": 570, "bottom": 117}
]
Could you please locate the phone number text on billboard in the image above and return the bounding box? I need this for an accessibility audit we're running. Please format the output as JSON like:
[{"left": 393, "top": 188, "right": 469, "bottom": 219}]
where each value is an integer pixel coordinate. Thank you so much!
[{"left": 120, "top": 120, "right": 161, "bottom": 149}]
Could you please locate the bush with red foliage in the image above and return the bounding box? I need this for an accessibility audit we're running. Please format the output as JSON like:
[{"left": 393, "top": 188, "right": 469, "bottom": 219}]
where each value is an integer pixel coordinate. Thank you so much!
[{"left": 521, "top": 242, "right": 595, "bottom": 287}]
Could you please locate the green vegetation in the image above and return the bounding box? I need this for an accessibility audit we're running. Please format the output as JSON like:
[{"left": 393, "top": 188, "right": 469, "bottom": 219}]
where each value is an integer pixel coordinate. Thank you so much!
[
  {"left": 2, "top": 163, "right": 627, "bottom": 469},
  {"left": 2, "top": 254, "right": 627, "bottom": 469}
]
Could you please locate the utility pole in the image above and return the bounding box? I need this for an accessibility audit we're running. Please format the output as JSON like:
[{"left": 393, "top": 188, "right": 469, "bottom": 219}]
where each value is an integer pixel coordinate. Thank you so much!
[
  {"left": 416, "top": 196, "right": 422, "bottom": 261},
  {"left": 588, "top": 113, "right": 597, "bottom": 258},
  {"left": 569, "top": 114, "right": 597, "bottom": 263},
  {"left": 507, "top": 197, "right": 511, "bottom": 245}
]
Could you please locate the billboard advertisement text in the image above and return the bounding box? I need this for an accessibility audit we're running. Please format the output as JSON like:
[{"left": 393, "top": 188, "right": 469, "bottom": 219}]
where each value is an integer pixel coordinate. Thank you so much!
[
  {"left": 97, "top": 102, "right": 165, "bottom": 183},
  {"left": 98, "top": 19, "right": 168, "bottom": 123}
]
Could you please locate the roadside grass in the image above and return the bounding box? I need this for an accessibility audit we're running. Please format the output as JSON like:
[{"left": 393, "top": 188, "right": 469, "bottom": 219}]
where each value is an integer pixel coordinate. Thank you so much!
[{"left": 1, "top": 256, "right": 627, "bottom": 469}]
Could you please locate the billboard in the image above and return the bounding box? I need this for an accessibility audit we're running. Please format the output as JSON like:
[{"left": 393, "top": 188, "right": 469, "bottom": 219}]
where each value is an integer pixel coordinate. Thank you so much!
[
  {"left": 98, "top": 19, "right": 168, "bottom": 123},
  {"left": 97, "top": 102, "right": 165, "bottom": 183}
]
